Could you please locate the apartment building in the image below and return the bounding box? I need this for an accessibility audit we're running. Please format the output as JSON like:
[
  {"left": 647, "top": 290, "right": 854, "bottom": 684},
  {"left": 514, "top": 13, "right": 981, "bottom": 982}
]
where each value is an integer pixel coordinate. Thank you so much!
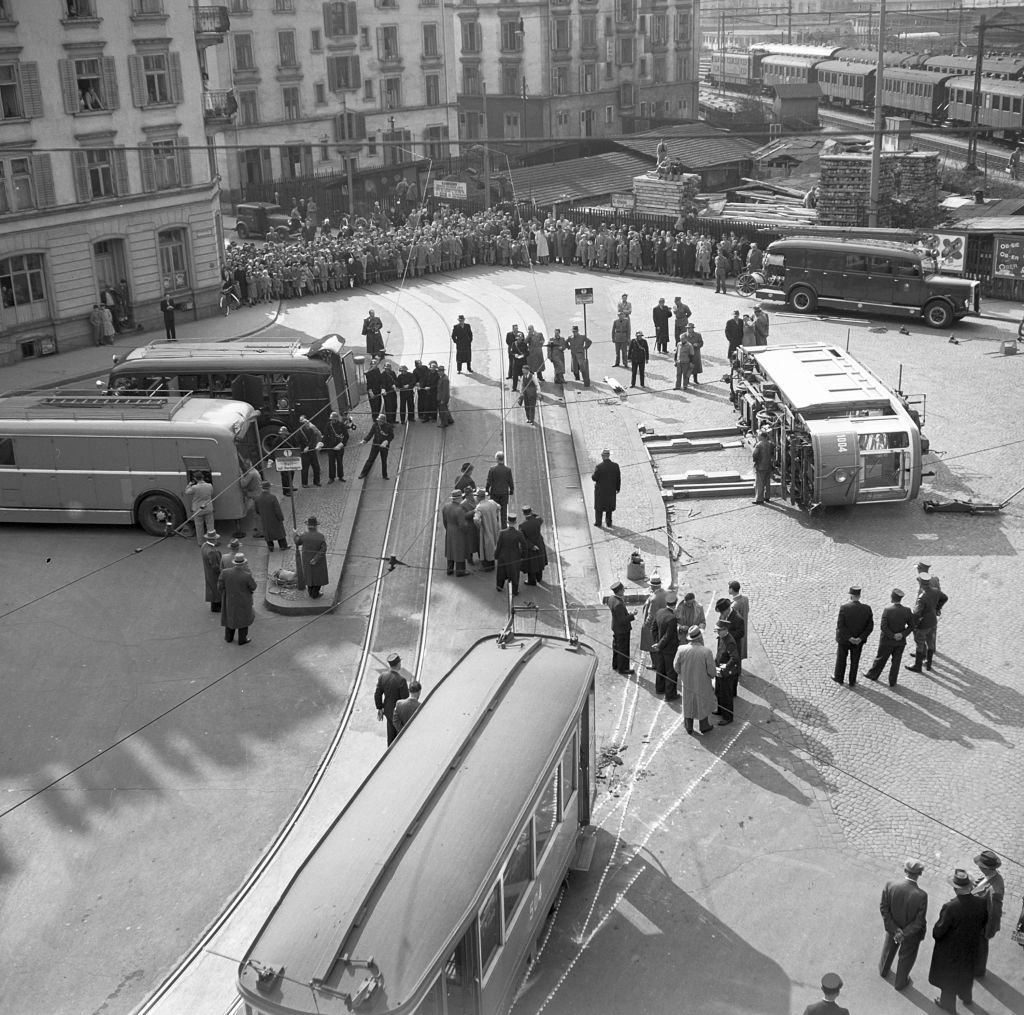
[
  {"left": 454, "top": 0, "right": 701, "bottom": 149},
  {"left": 204, "top": 0, "right": 460, "bottom": 198},
  {"left": 0, "top": 0, "right": 225, "bottom": 365}
]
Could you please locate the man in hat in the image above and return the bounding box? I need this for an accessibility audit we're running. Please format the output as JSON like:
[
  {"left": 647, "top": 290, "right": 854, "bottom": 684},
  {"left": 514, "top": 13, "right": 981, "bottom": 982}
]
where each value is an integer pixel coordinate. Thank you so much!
[
  {"left": 865, "top": 588, "right": 915, "bottom": 686},
  {"left": 266, "top": 425, "right": 298, "bottom": 496},
  {"left": 906, "top": 571, "right": 947, "bottom": 673},
  {"left": 715, "top": 597, "right": 745, "bottom": 655},
  {"left": 518, "top": 506, "right": 547, "bottom": 586},
  {"left": 802, "top": 973, "right": 848, "bottom": 1015},
  {"left": 294, "top": 516, "right": 329, "bottom": 598},
  {"left": 255, "top": 482, "right": 288, "bottom": 551},
  {"left": 362, "top": 308, "right": 384, "bottom": 360},
  {"left": 567, "top": 325, "right": 592, "bottom": 386},
  {"left": 714, "top": 618, "right": 741, "bottom": 724},
  {"left": 395, "top": 363, "right": 416, "bottom": 422},
  {"left": 358, "top": 412, "right": 395, "bottom": 480},
  {"left": 654, "top": 590, "right": 680, "bottom": 699},
  {"left": 652, "top": 297, "right": 672, "bottom": 354},
  {"left": 474, "top": 489, "right": 500, "bottom": 571},
  {"left": 833, "top": 586, "right": 874, "bottom": 686},
  {"left": 752, "top": 429, "right": 773, "bottom": 505},
  {"left": 200, "top": 532, "right": 222, "bottom": 613},
  {"left": 218, "top": 553, "right": 256, "bottom": 645},
  {"left": 441, "top": 490, "right": 469, "bottom": 577},
  {"left": 184, "top": 470, "right": 215, "bottom": 545},
  {"left": 221, "top": 536, "right": 242, "bottom": 573},
  {"left": 485, "top": 451, "right": 515, "bottom": 526},
  {"left": 640, "top": 575, "right": 666, "bottom": 675},
  {"left": 592, "top": 449, "right": 621, "bottom": 528},
  {"left": 393, "top": 680, "right": 422, "bottom": 735},
  {"left": 972, "top": 850, "right": 1004, "bottom": 977},
  {"left": 928, "top": 869, "right": 989, "bottom": 1012},
  {"left": 673, "top": 626, "right": 716, "bottom": 734},
  {"left": 324, "top": 410, "right": 351, "bottom": 483},
  {"left": 627, "top": 329, "right": 650, "bottom": 387},
  {"left": 725, "top": 309, "right": 745, "bottom": 359},
  {"left": 607, "top": 581, "right": 636, "bottom": 675},
  {"left": 495, "top": 512, "right": 527, "bottom": 596},
  {"left": 879, "top": 859, "right": 929, "bottom": 991},
  {"left": 451, "top": 314, "right": 473, "bottom": 373},
  {"left": 374, "top": 653, "right": 410, "bottom": 746}
]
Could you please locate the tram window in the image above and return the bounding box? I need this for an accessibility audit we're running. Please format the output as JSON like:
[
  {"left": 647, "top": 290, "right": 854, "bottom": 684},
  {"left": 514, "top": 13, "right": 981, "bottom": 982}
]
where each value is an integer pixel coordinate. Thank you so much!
[
  {"left": 560, "top": 734, "right": 577, "bottom": 810},
  {"left": 502, "top": 821, "right": 533, "bottom": 929},
  {"left": 443, "top": 925, "right": 478, "bottom": 1015},
  {"left": 1015, "top": 97, "right": 1022, "bottom": 114},
  {"left": 177, "top": 373, "right": 210, "bottom": 394},
  {"left": 858, "top": 432, "right": 909, "bottom": 451},
  {"left": 478, "top": 883, "right": 502, "bottom": 975},
  {"left": 534, "top": 772, "right": 559, "bottom": 860},
  {"left": 0, "top": 437, "right": 14, "bottom": 467}
]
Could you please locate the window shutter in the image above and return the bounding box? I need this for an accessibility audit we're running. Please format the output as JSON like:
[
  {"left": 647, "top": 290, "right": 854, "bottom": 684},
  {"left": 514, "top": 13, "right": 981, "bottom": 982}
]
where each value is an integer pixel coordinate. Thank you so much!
[
  {"left": 20, "top": 63, "right": 43, "bottom": 118},
  {"left": 70, "top": 150, "right": 90, "bottom": 201},
  {"left": 31, "top": 154, "right": 56, "bottom": 207},
  {"left": 333, "top": 112, "right": 344, "bottom": 140},
  {"left": 327, "top": 55, "right": 338, "bottom": 92},
  {"left": 322, "top": 1, "right": 334, "bottom": 36},
  {"left": 112, "top": 147, "right": 129, "bottom": 195},
  {"left": 349, "top": 55, "right": 360, "bottom": 90},
  {"left": 128, "top": 55, "right": 147, "bottom": 107},
  {"left": 376, "top": 26, "right": 383, "bottom": 57},
  {"left": 139, "top": 144, "right": 156, "bottom": 192},
  {"left": 178, "top": 138, "right": 193, "bottom": 186},
  {"left": 346, "top": 2, "right": 357, "bottom": 35},
  {"left": 354, "top": 112, "right": 365, "bottom": 138},
  {"left": 260, "top": 146, "right": 272, "bottom": 180},
  {"left": 59, "top": 59, "right": 79, "bottom": 114},
  {"left": 169, "top": 52, "right": 184, "bottom": 104},
  {"left": 102, "top": 57, "right": 120, "bottom": 110}
]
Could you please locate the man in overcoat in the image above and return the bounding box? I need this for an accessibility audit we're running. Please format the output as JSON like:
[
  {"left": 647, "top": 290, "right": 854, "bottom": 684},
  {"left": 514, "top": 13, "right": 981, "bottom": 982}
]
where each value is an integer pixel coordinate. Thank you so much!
[
  {"left": 654, "top": 590, "right": 680, "bottom": 699},
  {"left": 294, "top": 516, "right": 329, "bottom": 598},
  {"left": 374, "top": 653, "right": 410, "bottom": 746},
  {"left": 451, "top": 314, "right": 474, "bottom": 373},
  {"left": 591, "top": 449, "right": 620, "bottom": 527},
  {"left": 219, "top": 553, "right": 256, "bottom": 645},
  {"left": 200, "top": 533, "right": 222, "bottom": 613},
  {"left": 865, "top": 588, "right": 915, "bottom": 686},
  {"left": 518, "top": 506, "right": 547, "bottom": 586},
  {"left": 474, "top": 490, "right": 500, "bottom": 571},
  {"left": 879, "top": 858, "right": 928, "bottom": 991},
  {"left": 728, "top": 580, "right": 750, "bottom": 660},
  {"left": 834, "top": 585, "right": 874, "bottom": 685},
  {"left": 906, "top": 571, "right": 948, "bottom": 673},
  {"left": 714, "top": 619, "right": 741, "bottom": 724},
  {"left": 972, "top": 850, "right": 1005, "bottom": 977},
  {"left": 928, "top": 869, "right": 989, "bottom": 1012},
  {"left": 485, "top": 451, "right": 515, "bottom": 526},
  {"left": 495, "top": 512, "right": 528, "bottom": 596},
  {"left": 441, "top": 490, "right": 469, "bottom": 577},
  {"left": 255, "top": 482, "right": 288, "bottom": 551},
  {"left": 607, "top": 580, "right": 636, "bottom": 674},
  {"left": 673, "top": 627, "right": 717, "bottom": 734},
  {"left": 652, "top": 298, "right": 672, "bottom": 354}
]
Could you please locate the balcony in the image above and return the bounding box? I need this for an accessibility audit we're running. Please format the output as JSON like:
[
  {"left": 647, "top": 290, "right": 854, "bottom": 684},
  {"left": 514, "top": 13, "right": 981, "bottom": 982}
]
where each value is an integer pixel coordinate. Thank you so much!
[
  {"left": 194, "top": 6, "right": 230, "bottom": 48},
  {"left": 202, "top": 88, "right": 237, "bottom": 125}
]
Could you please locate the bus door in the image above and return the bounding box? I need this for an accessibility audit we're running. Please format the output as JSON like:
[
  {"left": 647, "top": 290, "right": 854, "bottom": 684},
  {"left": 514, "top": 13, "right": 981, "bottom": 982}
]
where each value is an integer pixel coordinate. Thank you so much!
[
  {"left": 890, "top": 257, "right": 926, "bottom": 308},
  {"left": 16, "top": 434, "right": 58, "bottom": 508},
  {"left": 0, "top": 435, "right": 23, "bottom": 507},
  {"left": 840, "top": 253, "right": 870, "bottom": 302}
]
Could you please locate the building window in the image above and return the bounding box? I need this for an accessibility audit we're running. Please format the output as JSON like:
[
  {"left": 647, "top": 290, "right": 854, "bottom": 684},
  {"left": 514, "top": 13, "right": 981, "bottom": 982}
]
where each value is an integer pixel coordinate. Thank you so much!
[
  {"left": 381, "top": 76, "right": 401, "bottom": 109},
  {"left": 283, "top": 85, "right": 300, "bottom": 120},
  {"left": 654, "top": 56, "right": 666, "bottom": 83},
  {"left": 580, "top": 63, "right": 596, "bottom": 93},
  {"left": 501, "top": 65, "right": 519, "bottom": 96},
  {"left": 65, "top": 0, "right": 96, "bottom": 18},
  {"left": 75, "top": 58, "right": 106, "bottom": 110},
  {"left": 552, "top": 65, "right": 568, "bottom": 95},
  {"left": 314, "top": 82, "right": 326, "bottom": 104},
  {"left": 278, "top": 31, "right": 297, "bottom": 68},
  {"left": 651, "top": 13, "right": 669, "bottom": 45},
  {"left": 0, "top": 65, "right": 23, "bottom": 120},
  {"left": 158, "top": 229, "right": 190, "bottom": 292},
  {"left": 152, "top": 140, "right": 179, "bottom": 189},
  {"left": 234, "top": 34, "right": 255, "bottom": 71},
  {"left": 424, "top": 124, "right": 448, "bottom": 159},
  {"left": 500, "top": 20, "right": 522, "bottom": 53},
  {"left": 605, "top": 104, "right": 613, "bottom": 124},
  {"left": 556, "top": 109, "right": 569, "bottom": 127},
  {"left": 639, "top": 57, "right": 647, "bottom": 78},
  {"left": 0, "top": 158, "right": 34, "bottom": 212},
  {"left": 619, "top": 82, "right": 634, "bottom": 107},
  {"left": 229, "top": 0, "right": 249, "bottom": 11},
  {"left": 422, "top": 22, "right": 438, "bottom": 58},
  {"left": 552, "top": 18, "right": 571, "bottom": 51},
  {"left": 581, "top": 16, "right": 597, "bottom": 49},
  {"left": 274, "top": 0, "right": 294, "bottom": 10},
  {"left": 143, "top": 53, "right": 170, "bottom": 105},
  {"left": 461, "top": 21, "right": 480, "bottom": 53},
  {"left": 327, "top": 55, "right": 360, "bottom": 91},
  {"left": 367, "top": 133, "right": 377, "bottom": 156},
  {"left": 324, "top": 1, "right": 357, "bottom": 36},
  {"left": 134, "top": 0, "right": 164, "bottom": 13},
  {"left": 237, "top": 88, "right": 258, "bottom": 125},
  {"left": 0, "top": 1, "right": 12, "bottom": 21},
  {"left": 360, "top": 26, "right": 370, "bottom": 48},
  {"left": 311, "top": 28, "right": 322, "bottom": 52},
  {"left": 425, "top": 72, "right": 440, "bottom": 106},
  {"left": 616, "top": 0, "right": 634, "bottom": 22},
  {"left": 320, "top": 140, "right": 330, "bottom": 161},
  {"left": 379, "top": 25, "right": 399, "bottom": 60},
  {"left": 462, "top": 66, "right": 480, "bottom": 96},
  {"left": 503, "top": 111, "right": 520, "bottom": 139},
  {"left": 86, "top": 149, "right": 115, "bottom": 197},
  {"left": 617, "top": 37, "right": 635, "bottom": 65},
  {"left": 0, "top": 254, "right": 46, "bottom": 309},
  {"left": 363, "top": 78, "right": 373, "bottom": 101}
]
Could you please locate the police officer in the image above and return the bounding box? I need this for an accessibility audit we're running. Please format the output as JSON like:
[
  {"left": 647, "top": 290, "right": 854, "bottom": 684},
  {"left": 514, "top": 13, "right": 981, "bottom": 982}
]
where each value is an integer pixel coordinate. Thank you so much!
[
  {"left": 358, "top": 413, "right": 395, "bottom": 481},
  {"left": 865, "top": 588, "right": 915, "bottom": 686},
  {"left": 906, "top": 571, "right": 947, "bottom": 673},
  {"left": 364, "top": 355, "right": 384, "bottom": 420},
  {"left": 374, "top": 652, "right": 410, "bottom": 746}
]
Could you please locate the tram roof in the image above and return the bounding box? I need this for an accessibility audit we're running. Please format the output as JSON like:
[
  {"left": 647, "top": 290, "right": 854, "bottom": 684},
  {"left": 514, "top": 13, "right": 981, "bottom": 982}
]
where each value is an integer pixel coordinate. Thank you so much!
[
  {"left": 750, "top": 345, "right": 896, "bottom": 415},
  {"left": 238, "top": 636, "right": 598, "bottom": 1015},
  {"left": 118, "top": 340, "right": 330, "bottom": 370}
]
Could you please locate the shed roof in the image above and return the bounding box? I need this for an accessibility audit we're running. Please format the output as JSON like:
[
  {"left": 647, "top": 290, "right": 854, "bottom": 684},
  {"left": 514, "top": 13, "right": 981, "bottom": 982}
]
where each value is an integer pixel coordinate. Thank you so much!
[
  {"left": 495, "top": 151, "right": 651, "bottom": 206},
  {"left": 954, "top": 215, "right": 1024, "bottom": 233},
  {"left": 773, "top": 83, "right": 823, "bottom": 99},
  {"left": 613, "top": 124, "right": 756, "bottom": 171}
]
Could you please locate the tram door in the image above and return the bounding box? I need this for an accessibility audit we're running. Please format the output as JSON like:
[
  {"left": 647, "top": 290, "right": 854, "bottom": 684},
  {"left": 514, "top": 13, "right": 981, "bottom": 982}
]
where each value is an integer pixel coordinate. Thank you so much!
[{"left": 444, "top": 925, "right": 479, "bottom": 1015}]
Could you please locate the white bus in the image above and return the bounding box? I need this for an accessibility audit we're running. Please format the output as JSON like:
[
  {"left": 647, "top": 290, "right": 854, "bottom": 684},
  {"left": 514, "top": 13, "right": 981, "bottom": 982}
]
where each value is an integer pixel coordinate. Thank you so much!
[{"left": 0, "top": 393, "right": 261, "bottom": 535}]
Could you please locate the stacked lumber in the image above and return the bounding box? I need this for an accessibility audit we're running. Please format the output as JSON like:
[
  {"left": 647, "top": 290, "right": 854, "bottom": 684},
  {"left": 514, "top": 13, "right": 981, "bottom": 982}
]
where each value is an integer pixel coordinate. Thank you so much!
[
  {"left": 817, "top": 151, "right": 940, "bottom": 227},
  {"left": 720, "top": 202, "right": 818, "bottom": 223},
  {"left": 633, "top": 172, "right": 701, "bottom": 216}
]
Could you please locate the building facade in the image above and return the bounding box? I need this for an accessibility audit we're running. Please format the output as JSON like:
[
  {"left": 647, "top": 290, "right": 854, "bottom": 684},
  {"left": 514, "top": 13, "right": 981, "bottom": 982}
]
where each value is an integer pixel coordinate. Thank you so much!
[{"left": 0, "top": 0, "right": 225, "bottom": 366}]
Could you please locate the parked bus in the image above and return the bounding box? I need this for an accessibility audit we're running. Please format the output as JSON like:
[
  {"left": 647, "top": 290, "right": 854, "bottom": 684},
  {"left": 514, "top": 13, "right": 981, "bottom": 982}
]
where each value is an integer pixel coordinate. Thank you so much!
[
  {"left": 237, "top": 634, "right": 598, "bottom": 1015},
  {"left": 754, "top": 237, "right": 980, "bottom": 328},
  {"left": 107, "top": 337, "right": 361, "bottom": 443},
  {"left": 733, "top": 343, "right": 928, "bottom": 511},
  {"left": 0, "top": 393, "right": 261, "bottom": 535}
]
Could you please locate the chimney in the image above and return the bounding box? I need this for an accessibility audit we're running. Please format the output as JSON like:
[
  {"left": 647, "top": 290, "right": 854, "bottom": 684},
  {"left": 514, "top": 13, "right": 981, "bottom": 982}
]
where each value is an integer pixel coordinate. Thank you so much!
[{"left": 973, "top": 189, "right": 985, "bottom": 204}]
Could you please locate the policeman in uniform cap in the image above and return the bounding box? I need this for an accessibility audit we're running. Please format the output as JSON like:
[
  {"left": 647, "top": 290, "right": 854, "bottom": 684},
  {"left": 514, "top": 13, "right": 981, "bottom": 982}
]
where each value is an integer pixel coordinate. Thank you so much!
[
  {"left": 374, "top": 653, "right": 410, "bottom": 746},
  {"left": 802, "top": 972, "right": 848, "bottom": 1015},
  {"left": 864, "top": 588, "right": 915, "bottom": 687}
]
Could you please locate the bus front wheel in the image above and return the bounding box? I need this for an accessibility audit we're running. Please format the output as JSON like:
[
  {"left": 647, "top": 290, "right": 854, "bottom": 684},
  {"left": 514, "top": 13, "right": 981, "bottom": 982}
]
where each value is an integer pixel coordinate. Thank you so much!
[
  {"left": 923, "top": 300, "right": 953, "bottom": 329},
  {"left": 138, "top": 493, "right": 185, "bottom": 536},
  {"left": 789, "top": 286, "right": 817, "bottom": 313}
]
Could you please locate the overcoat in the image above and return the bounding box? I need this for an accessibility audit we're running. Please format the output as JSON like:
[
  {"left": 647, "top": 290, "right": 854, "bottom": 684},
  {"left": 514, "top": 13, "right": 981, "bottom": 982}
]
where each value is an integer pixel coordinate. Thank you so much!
[
  {"left": 639, "top": 590, "right": 666, "bottom": 652},
  {"left": 442, "top": 501, "right": 470, "bottom": 561},
  {"left": 928, "top": 894, "right": 988, "bottom": 995},
  {"left": 474, "top": 498, "right": 501, "bottom": 560},
  {"left": 518, "top": 514, "right": 548, "bottom": 574},
  {"left": 295, "top": 529, "right": 329, "bottom": 587},
  {"left": 255, "top": 491, "right": 287, "bottom": 543},
  {"left": 673, "top": 640, "right": 717, "bottom": 720},
  {"left": 591, "top": 458, "right": 621, "bottom": 513},
  {"left": 219, "top": 567, "right": 256, "bottom": 629},
  {"left": 495, "top": 527, "right": 528, "bottom": 584},
  {"left": 201, "top": 543, "right": 222, "bottom": 604}
]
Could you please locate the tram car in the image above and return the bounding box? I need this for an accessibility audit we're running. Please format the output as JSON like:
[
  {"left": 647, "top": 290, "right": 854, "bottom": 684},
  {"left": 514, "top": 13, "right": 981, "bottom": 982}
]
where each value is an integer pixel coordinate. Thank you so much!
[
  {"left": 878, "top": 68, "right": 952, "bottom": 123},
  {"left": 816, "top": 60, "right": 876, "bottom": 108},
  {"left": 733, "top": 344, "right": 928, "bottom": 511},
  {"left": 237, "top": 635, "right": 598, "bottom": 1015},
  {"left": 946, "top": 75, "right": 1024, "bottom": 142}
]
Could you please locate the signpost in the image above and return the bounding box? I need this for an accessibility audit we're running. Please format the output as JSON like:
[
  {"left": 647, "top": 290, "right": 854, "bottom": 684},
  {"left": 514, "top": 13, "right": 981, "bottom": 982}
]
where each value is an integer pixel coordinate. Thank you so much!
[
  {"left": 275, "top": 449, "right": 301, "bottom": 529},
  {"left": 574, "top": 287, "right": 594, "bottom": 338},
  {"left": 434, "top": 180, "right": 468, "bottom": 201}
]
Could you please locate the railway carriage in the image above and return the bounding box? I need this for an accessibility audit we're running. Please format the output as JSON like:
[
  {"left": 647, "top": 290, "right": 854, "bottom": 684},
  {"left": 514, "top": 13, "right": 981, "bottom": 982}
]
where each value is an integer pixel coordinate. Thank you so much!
[
  {"left": 923, "top": 54, "right": 1024, "bottom": 81},
  {"left": 237, "top": 634, "right": 598, "bottom": 1015},
  {"left": 708, "top": 51, "right": 761, "bottom": 91},
  {"left": 761, "top": 55, "right": 820, "bottom": 90},
  {"left": 815, "top": 60, "right": 877, "bottom": 108},
  {"left": 879, "top": 67, "right": 952, "bottom": 123},
  {"left": 945, "top": 75, "right": 1024, "bottom": 141},
  {"left": 833, "top": 48, "right": 922, "bottom": 68}
]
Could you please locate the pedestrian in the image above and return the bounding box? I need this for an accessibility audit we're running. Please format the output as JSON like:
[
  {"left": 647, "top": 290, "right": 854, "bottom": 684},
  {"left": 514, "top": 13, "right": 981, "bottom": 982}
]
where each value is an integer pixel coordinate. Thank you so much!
[
  {"left": 916, "top": 561, "right": 944, "bottom": 651},
  {"left": 742, "top": 313, "right": 757, "bottom": 347},
  {"left": 218, "top": 553, "right": 256, "bottom": 645},
  {"left": 674, "top": 331, "right": 694, "bottom": 391},
  {"left": 727, "top": 580, "right": 749, "bottom": 660},
  {"left": 418, "top": 360, "right": 437, "bottom": 421},
  {"left": 364, "top": 356, "right": 384, "bottom": 421},
  {"left": 238, "top": 460, "right": 262, "bottom": 539},
  {"left": 185, "top": 470, "right": 215, "bottom": 544},
  {"left": 906, "top": 570, "right": 948, "bottom": 673},
  {"left": 673, "top": 296, "right": 691, "bottom": 341},
  {"left": 547, "top": 330, "right": 567, "bottom": 384},
  {"left": 358, "top": 413, "right": 394, "bottom": 480},
  {"left": 833, "top": 585, "right": 874, "bottom": 685},
  {"left": 451, "top": 313, "right": 473, "bottom": 373},
  {"left": 266, "top": 426, "right": 297, "bottom": 497},
  {"left": 393, "top": 680, "right": 422, "bottom": 735},
  {"left": 616, "top": 292, "right": 632, "bottom": 327},
  {"left": 611, "top": 313, "right": 630, "bottom": 368},
  {"left": 567, "top": 325, "right": 592, "bottom": 386},
  {"left": 683, "top": 322, "right": 703, "bottom": 385},
  {"left": 200, "top": 532, "right": 222, "bottom": 614},
  {"left": 725, "top": 310, "right": 744, "bottom": 359},
  {"left": 485, "top": 450, "right": 514, "bottom": 526},
  {"left": 505, "top": 324, "right": 524, "bottom": 382},
  {"left": 607, "top": 580, "right": 636, "bottom": 674},
  {"left": 640, "top": 574, "right": 666, "bottom": 675},
  {"left": 396, "top": 363, "right": 416, "bottom": 422},
  {"left": 714, "top": 249, "right": 730, "bottom": 293},
  {"left": 654, "top": 588, "right": 680, "bottom": 698},
  {"left": 675, "top": 590, "right": 706, "bottom": 631},
  {"left": 714, "top": 597, "right": 746, "bottom": 658},
  {"left": 474, "top": 489, "right": 500, "bottom": 571},
  {"left": 296, "top": 414, "right": 323, "bottom": 487},
  {"left": 802, "top": 973, "right": 849, "bottom": 1015},
  {"left": 89, "top": 304, "right": 105, "bottom": 346},
  {"left": 362, "top": 309, "right": 385, "bottom": 360},
  {"left": 591, "top": 448, "right": 620, "bottom": 528},
  {"left": 381, "top": 361, "right": 399, "bottom": 424},
  {"left": 294, "top": 516, "right": 328, "bottom": 598},
  {"left": 971, "top": 850, "right": 1005, "bottom": 978},
  {"left": 673, "top": 626, "right": 717, "bottom": 735},
  {"left": 878, "top": 858, "right": 929, "bottom": 991},
  {"left": 442, "top": 490, "right": 469, "bottom": 577},
  {"left": 374, "top": 652, "right": 410, "bottom": 746},
  {"left": 865, "top": 588, "right": 915, "bottom": 686},
  {"left": 454, "top": 462, "right": 476, "bottom": 497},
  {"left": 752, "top": 429, "right": 773, "bottom": 505},
  {"left": 509, "top": 330, "right": 529, "bottom": 391},
  {"left": 324, "top": 411, "right": 351, "bottom": 483},
  {"left": 652, "top": 297, "right": 672, "bottom": 354},
  {"left": 928, "top": 869, "right": 989, "bottom": 1013},
  {"left": 753, "top": 306, "right": 770, "bottom": 346},
  {"left": 436, "top": 365, "right": 454, "bottom": 428},
  {"left": 255, "top": 481, "right": 288, "bottom": 551},
  {"left": 526, "top": 324, "right": 546, "bottom": 380},
  {"left": 160, "top": 291, "right": 176, "bottom": 341},
  {"left": 221, "top": 537, "right": 241, "bottom": 573},
  {"left": 627, "top": 330, "right": 649, "bottom": 388},
  {"left": 495, "top": 512, "right": 527, "bottom": 596},
  {"left": 713, "top": 618, "right": 740, "bottom": 724},
  {"left": 747, "top": 242, "right": 764, "bottom": 271},
  {"left": 518, "top": 505, "right": 548, "bottom": 586}
]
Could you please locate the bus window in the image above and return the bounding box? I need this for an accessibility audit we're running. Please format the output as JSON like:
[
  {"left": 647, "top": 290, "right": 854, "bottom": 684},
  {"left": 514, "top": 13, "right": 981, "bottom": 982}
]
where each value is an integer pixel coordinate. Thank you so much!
[
  {"left": 534, "top": 772, "right": 558, "bottom": 860},
  {"left": 444, "top": 924, "right": 478, "bottom": 1015},
  {"left": 0, "top": 437, "right": 14, "bottom": 467},
  {"left": 235, "top": 418, "right": 262, "bottom": 472},
  {"left": 868, "top": 257, "right": 893, "bottom": 274},
  {"left": 844, "top": 254, "right": 868, "bottom": 273},
  {"left": 502, "top": 821, "right": 533, "bottom": 928},
  {"left": 478, "top": 883, "right": 502, "bottom": 975},
  {"left": 819, "top": 251, "right": 846, "bottom": 272},
  {"left": 894, "top": 260, "right": 920, "bottom": 277},
  {"left": 177, "top": 374, "right": 209, "bottom": 394},
  {"left": 560, "top": 734, "right": 578, "bottom": 812}
]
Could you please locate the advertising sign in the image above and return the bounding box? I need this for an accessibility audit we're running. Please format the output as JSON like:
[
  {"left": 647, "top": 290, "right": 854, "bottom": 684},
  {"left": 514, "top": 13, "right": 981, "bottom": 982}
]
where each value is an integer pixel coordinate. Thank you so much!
[
  {"left": 919, "top": 231, "right": 966, "bottom": 274},
  {"left": 574, "top": 287, "right": 594, "bottom": 305},
  {"left": 611, "top": 193, "right": 636, "bottom": 210},
  {"left": 434, "top": 180, "right": 468, "bottom": 201},
  {"left": 994, "top": 234, "right": 1024, "bottom": 279}
]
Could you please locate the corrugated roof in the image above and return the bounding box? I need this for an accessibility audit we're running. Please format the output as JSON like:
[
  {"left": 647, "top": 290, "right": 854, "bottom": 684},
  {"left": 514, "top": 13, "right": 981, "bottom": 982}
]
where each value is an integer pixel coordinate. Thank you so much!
[
  {"left": 613, "top": 124, "right": 757, "bottom": 171},
  {"left": 955, "top": 215, "right": 1024, "bottom": 233},
  {"left": 947, "top": 198, "right": 1024, "bottom": 222},
  {"left": 495, "top": 151, "right": 652, "bottom": 206}
]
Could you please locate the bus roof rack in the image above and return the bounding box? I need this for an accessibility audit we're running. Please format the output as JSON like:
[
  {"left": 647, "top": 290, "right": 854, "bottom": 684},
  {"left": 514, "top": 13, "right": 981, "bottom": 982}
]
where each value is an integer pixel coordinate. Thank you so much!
[
  {"left": 132, "top": 340, "right": 306, "bottom": 360},
  {"left": 0, "top": 391, "right": 192, "bottom": 420}
]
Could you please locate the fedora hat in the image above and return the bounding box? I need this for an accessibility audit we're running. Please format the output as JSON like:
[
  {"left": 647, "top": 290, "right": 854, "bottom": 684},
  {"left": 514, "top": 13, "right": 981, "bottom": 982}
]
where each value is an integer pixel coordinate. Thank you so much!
[
  {"left": 974, "top": 850, "right": 1001, "bottom": 870},
  {"left": 904, "top": 858, "right": 925, "bottom": 877},
  {"left": 686, "top": 625, "right": 702, "bottom": 641},
  {"left": 950, "top": 868, "right": 973, "bottom": 893}
]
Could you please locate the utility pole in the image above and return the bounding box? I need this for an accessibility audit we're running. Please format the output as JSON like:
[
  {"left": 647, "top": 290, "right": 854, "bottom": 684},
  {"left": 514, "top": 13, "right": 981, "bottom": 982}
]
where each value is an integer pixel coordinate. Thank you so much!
[
  {"left": 340, "top": 93, "right": 354, "bottom": 217},
  {"left": 787, "top": 0, "right": 793, "bottom": 44},
  {"left": 966, "top": 15, "right": 986, "bottom": 172},
  {"left": 481, "top": 81, "right": 491, "bottom": 210},
  {"left": 867, "top": 0, "right": 887, "bottom": 228}
]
